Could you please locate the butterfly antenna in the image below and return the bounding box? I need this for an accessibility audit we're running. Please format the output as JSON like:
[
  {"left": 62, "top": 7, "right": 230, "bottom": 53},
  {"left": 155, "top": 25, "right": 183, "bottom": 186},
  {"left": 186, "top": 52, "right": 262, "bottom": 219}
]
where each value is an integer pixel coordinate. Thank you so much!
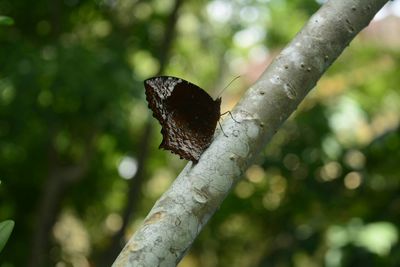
[{"left": 215, "top": 75, "right": 241, "bottom": 99}]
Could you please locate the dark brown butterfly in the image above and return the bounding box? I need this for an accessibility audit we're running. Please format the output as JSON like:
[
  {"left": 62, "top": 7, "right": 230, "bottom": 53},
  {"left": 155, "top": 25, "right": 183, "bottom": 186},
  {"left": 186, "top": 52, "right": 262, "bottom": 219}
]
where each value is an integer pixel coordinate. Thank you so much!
[{"left": 144, "top": 76, "right": 221, "bottom": 162}]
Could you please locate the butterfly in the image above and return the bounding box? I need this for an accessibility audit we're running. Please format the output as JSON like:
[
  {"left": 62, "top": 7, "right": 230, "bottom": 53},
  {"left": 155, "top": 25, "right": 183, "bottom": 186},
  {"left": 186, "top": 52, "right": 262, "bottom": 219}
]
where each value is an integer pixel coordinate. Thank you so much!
[{"left": 144, "top": 76, "right": 221, "bottom": 162}]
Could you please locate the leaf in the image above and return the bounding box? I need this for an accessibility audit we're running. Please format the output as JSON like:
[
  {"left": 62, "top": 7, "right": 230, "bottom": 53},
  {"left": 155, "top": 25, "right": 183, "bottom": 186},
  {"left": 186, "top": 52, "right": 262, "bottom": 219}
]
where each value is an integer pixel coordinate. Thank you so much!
[
  {"left": 0, "top": 16, "right": 14, "bottom": 26},
  {"left": 0, "top": 220, "right": 14, "bottom": 253}
]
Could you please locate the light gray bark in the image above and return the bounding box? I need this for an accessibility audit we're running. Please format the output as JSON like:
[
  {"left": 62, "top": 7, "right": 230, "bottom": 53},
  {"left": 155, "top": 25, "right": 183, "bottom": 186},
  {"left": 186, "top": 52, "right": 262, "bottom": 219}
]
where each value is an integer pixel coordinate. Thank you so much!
[{"left": 113, "top": 0, "right": 389, "bottom": 266}]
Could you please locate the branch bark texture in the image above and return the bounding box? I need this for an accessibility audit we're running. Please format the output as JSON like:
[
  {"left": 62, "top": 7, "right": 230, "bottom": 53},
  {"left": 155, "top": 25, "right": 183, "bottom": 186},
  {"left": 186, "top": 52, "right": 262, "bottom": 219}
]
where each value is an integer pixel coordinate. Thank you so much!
[{"left": 113, "top": 0, "right": 388, "bottom": 266}]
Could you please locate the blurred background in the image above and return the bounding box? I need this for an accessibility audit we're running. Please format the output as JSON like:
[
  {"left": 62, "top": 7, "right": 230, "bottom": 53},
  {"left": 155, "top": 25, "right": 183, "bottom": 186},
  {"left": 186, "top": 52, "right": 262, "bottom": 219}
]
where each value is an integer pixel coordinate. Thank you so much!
[{"left": 1, "top": 0, "right": 400, "bottom": 266}]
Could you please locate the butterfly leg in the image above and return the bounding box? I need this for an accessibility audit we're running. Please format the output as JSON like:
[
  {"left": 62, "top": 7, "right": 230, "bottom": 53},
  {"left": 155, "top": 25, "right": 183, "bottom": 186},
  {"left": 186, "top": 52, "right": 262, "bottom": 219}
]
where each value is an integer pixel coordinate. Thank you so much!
[
  {"left": 218, "top": 121, "right": 228, "bottom": 137},
  {"left": 221, "top": 111, "right": 240, "bottom": 123}
]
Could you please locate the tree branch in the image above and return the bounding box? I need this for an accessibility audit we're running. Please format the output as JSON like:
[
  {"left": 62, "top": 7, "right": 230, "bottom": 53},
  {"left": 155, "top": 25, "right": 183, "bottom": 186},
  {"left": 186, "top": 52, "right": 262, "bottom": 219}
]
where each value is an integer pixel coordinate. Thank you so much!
[{"left": 112, "top": 0, "right": 389, "bottom": 266}]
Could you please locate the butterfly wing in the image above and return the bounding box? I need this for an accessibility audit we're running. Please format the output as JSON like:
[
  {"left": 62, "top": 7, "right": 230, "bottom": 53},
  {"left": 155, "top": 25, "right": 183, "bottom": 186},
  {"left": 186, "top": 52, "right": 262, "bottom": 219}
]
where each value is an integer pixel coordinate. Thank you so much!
[{"left": 144, "top": 76, "right": 221, "bottom": 162}]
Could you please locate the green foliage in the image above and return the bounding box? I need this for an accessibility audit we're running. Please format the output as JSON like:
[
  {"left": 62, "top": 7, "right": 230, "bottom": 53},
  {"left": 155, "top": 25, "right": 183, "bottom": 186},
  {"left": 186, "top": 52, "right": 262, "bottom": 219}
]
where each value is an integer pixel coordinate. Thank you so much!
[
  {"left": 0, "top": 220, "right": 14, "bottom": 253},
  {"left": 0, "top": 16, "right": 13, "bottom": 26},
  {"left": 1, "top": 0, "right": 399, "bottom": 266}
]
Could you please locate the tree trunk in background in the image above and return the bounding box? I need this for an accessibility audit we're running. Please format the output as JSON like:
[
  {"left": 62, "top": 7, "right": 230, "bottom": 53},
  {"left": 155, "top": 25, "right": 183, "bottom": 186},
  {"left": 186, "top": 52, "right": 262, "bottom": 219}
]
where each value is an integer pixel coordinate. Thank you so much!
[
  {"left": 112, "top": 0, "right": 389, "bottom": 266},
  {"left": 28, "top": 143, "right": 90, "bottom": 267},
  {"left": 98, "top": 0, "right": 183, "bottom": 265}
]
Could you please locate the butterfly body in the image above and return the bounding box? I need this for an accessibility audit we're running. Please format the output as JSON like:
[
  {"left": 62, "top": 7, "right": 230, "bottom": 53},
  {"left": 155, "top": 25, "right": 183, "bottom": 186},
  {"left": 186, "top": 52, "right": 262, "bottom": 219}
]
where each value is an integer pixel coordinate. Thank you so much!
[{"left": 144, "top": 76, "right": 221, "bottom": 162}]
